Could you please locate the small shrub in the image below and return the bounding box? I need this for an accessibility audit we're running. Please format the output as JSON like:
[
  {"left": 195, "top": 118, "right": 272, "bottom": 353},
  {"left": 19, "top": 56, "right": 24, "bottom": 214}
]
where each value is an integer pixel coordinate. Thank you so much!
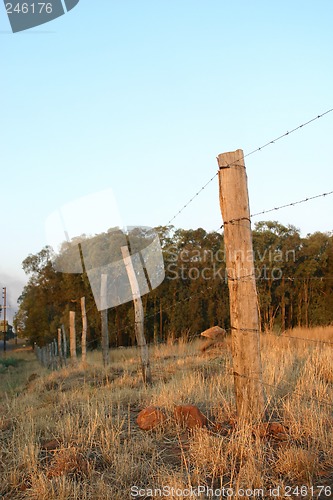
[{"left": 0, "top": 357, "right": 21, "bottom": 368}]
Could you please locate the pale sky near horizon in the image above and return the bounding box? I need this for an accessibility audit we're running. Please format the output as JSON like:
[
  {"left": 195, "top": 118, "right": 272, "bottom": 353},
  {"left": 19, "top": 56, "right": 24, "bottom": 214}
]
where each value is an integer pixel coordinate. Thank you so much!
[{"left": 1, "top": 0, "right": 333, "bottom": 322}]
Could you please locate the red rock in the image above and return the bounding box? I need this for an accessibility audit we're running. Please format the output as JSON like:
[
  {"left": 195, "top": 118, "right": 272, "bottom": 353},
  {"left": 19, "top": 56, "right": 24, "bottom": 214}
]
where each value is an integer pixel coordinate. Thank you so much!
[
  {"left": 174, "top": 405, "right": 207, "bottom": 429},
  {"left": 200, "top": 326, "right": 226, "bottom": 341},
  {"left": 136, "top": 406, "right": 166, "bottom": 430}
]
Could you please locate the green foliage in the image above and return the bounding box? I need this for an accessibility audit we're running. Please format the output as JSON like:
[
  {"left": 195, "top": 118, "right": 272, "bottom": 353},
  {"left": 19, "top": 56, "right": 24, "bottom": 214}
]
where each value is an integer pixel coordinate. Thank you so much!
[
  {"left": 0, "top": 357, "right": 23, "bottom": 373},
  {"left": 0, "top": 357, "right": 21, "bottom": 367}
]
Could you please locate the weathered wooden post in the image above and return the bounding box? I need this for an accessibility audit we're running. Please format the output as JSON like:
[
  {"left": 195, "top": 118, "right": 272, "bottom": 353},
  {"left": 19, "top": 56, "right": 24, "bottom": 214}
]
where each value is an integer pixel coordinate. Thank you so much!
[
  {"left": 81, "top": 296, "right": 87, "bottom": 366},
  {"left": 61, "top": 324, "right": 68, "bottom": 366},
  {"left": 100, "top": 274, "right": 110, "bottom": 367},
  {"left": 121, "top": 245, "right": 152, "bottom": 385},
  {"left": 57, "top": 327, "right": 64, "bottom": 367},
  {"left": 217, "top": 149, "right": 265, "bottom": 420},
  {"left": 69, "top": 311, "right": 77, "bottom": 364}
]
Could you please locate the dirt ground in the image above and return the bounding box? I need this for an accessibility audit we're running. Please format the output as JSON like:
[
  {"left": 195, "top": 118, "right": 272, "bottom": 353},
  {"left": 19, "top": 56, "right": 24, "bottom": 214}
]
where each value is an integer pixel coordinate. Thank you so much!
[{"left": 0, "top": 338, "right": 32, "bottom": 356}]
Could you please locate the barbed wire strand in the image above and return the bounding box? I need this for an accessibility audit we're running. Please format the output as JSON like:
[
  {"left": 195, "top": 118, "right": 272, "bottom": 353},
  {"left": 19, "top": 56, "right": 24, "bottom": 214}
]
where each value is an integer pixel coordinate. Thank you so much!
[
  {"left": 265, "top": 330, "right": 333, "bottom": 346},
  {"left": 251, "top": 190, "right": 333, "bottom": 219},
  {"left": 167, "top": 108, "right": 333, "bottom": 226},
  {"left": 167, "top": 172, "right": 218, "bottom": 225},
  {"left": 223, "top": 370, "right": 333, "bottom": 408},
  {"left": 218, "top": 189, "right": 333, "bottom": 230}
]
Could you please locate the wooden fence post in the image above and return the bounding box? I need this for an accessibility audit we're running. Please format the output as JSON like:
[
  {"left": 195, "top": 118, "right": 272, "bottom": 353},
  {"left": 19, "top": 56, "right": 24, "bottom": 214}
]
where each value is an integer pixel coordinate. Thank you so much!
[
  {"left": 57, "top": 327, "right": 64, "bottom": 367},
  {"left": 62, "top": 324, "right": 68, "bottom": 366},
  {"left": 121, "top": 245, "right": 152, "bottom": 385},
  {"left": 81, "top": 296, "right": 87, "bottom": 366},
  {"left": 217, "top": 149, "right": 265, "bottom": 420},
  {"left": 69, "top": 311, "right": 77, "bottom": 364},
  {"left": 100, "top": 274, "right": 110, "bottom": 367}
]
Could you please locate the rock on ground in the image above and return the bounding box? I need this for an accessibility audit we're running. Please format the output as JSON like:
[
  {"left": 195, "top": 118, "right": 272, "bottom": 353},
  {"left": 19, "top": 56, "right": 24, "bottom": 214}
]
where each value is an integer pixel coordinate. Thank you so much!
[
  {"left": 174, "top": 405, "right": 207, "bottom": 429},
  {"left": 200, "top": 326, "right": 226, "bottom": 341},
  {"left": 136, "top": 406, "right": 166, "bottom": 430}
]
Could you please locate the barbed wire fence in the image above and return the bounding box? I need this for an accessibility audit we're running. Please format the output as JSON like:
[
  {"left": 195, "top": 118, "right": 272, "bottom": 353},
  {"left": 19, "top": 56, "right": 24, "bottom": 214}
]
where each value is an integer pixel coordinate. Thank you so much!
[
  {"left": 167, "top": 108, "right": 333, "bottom": 226},
  {"left": 35, "top": 108, "right": 333, "bottom": 393}
]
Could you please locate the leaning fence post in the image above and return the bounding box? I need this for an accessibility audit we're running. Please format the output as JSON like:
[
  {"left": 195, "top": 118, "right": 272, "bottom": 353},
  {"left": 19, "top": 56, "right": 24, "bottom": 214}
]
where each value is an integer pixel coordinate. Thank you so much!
[{"left": 121, "top": 245, "right": 152, "bottom": 385}]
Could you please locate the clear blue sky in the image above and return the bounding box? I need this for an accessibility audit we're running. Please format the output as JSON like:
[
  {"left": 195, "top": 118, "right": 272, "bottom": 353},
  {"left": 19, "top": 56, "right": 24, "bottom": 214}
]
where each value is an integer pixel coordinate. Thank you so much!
[{"left": 1, "top": 0, "right": 333, "bottom": 321}]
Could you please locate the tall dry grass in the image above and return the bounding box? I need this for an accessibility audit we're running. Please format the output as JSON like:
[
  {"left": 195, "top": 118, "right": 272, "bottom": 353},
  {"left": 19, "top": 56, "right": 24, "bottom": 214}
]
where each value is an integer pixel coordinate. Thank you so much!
[{"left": 0, "top": 327, "right": 332, "bottom": 499}]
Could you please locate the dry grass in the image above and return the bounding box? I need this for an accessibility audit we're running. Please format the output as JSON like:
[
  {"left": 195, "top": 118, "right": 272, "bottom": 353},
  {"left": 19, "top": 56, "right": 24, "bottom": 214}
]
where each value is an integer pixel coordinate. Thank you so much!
[{"left": 0, "top": 327, "right": 332, "bottom": 499}]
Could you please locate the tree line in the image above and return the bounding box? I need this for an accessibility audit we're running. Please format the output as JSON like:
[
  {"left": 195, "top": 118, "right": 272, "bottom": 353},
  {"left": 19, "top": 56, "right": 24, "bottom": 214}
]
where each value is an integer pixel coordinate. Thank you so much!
[{"left": 14, "top": 222, "right": 333, "bottom": 348}]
